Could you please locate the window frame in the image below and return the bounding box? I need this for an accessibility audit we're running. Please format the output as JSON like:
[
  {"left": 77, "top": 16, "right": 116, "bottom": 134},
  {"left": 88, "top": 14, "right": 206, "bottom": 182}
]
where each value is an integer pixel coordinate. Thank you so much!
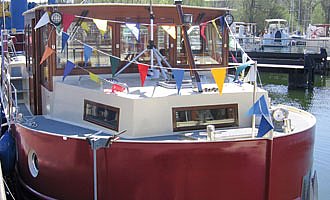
[
  {"left": 172, "top": 104, "right": 238, "bottom": 132},
  {"left": 83, "top": 99, "right": 120, "bottom": 131}
]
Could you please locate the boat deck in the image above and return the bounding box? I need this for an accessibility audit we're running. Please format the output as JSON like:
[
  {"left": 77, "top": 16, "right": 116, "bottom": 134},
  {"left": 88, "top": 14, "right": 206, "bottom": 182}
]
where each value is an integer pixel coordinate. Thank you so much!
[{"left": 16, "top": 103, "right": 315, "bottom": 142}]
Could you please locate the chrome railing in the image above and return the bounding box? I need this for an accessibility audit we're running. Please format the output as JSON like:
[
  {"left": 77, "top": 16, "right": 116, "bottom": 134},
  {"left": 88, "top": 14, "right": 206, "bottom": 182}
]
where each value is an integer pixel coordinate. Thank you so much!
[{"left": 1, "top": 30, "right": 19, "bottom": 125}]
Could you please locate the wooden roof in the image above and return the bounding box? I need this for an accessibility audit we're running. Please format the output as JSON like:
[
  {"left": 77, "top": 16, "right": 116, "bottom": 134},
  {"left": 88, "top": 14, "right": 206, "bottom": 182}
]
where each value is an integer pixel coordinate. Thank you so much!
[{"left": 24, "top": 3, "right": 231, "bottom": 25}]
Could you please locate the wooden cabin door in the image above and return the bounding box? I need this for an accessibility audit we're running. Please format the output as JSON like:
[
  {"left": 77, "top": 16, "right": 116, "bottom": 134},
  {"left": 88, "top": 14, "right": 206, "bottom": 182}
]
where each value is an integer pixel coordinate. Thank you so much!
[
  {"left": 25, "top": 21, "right": 36, "bottom": 115},
  {"left": 28, "top": 19, "right": 41, "bottom": 115}
]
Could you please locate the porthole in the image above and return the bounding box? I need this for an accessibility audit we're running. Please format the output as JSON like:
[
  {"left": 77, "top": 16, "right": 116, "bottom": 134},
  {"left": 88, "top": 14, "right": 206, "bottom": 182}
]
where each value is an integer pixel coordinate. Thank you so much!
[{"left": 28, "top": 150, "right": 39, "bottom": 178}]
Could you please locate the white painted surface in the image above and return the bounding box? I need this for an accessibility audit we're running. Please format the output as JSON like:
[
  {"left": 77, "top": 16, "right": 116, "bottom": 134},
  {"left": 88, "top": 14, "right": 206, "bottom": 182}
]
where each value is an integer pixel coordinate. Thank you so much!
[{"left": 45, "top": 74, "right": 267, "bottom": 138}]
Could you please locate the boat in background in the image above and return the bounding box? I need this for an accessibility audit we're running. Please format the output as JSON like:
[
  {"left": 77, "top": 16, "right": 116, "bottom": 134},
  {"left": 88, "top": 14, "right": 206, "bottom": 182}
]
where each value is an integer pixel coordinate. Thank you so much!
[
  {"left": 0, "top": 2, "right": 317, "bottom": 200},
  {"left": 306, "top": 24, "right": 330, "bottom": 53},
  {"left": 230, "top": 22, "right": 260, "bottom": 50},
  {"left": 261, "top": 19, "right": 290, "bottom": 48}
]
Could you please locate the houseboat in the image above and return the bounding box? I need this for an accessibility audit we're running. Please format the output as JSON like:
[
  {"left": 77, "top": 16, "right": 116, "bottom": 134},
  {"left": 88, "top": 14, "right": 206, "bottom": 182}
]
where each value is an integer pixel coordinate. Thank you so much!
[{"left": 0, "top": 2, "right": 316, "bottom": 200}]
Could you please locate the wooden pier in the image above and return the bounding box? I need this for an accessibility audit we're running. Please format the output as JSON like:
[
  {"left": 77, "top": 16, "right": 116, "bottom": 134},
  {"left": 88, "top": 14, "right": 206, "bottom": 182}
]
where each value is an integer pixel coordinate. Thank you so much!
[{"left": 229, "top": 49, "right": 329, "bottom": 89}]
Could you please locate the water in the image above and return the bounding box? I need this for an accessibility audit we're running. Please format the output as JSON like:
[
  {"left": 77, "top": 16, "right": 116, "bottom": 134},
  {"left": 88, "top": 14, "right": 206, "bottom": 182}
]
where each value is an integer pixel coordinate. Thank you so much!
[{"left": 260, "top": 72, "right": 330, "bottom": 200}]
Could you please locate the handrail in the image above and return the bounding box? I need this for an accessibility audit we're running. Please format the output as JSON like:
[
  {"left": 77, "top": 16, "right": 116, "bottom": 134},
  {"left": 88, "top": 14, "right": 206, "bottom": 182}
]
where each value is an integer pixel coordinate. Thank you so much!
[{"left": 1, "top": 30, "right": 19, "bottom": 125}]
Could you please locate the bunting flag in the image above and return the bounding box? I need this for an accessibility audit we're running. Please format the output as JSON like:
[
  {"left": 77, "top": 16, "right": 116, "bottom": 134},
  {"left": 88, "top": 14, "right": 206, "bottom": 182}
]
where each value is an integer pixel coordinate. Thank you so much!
[
  {"left": 230, "top": 52, "right": 238, "bottom": 63},
  {"left": 234, "top": 63, "right": 250, "bottom": 81},
  {"left": 81, "top": 22, "right": 90, "bottom": 32},
  {"left": 257, "top": 115, "right": 274, "bottom": 137},
  {"left": 56, "top": 25, "right": 62, "bottom": 35},
  {"left": 110, "top": 56, "right": 120, "bottom": 76},
  {"left": 61, "top": 32, "right": 70, "bottom": 52},
  {"left": 34, "top": 12, "right": 50, "bottom": 30},
  {"left": 200, "top": 22, "right": 207, "bottom": 42},
  {"left": 211, "top": 68, "right": 227, "bottom": 95},
  {"left": 111, "top": 84, "right": 125, "bottom": 93},
  {"left": 84, "top": 44, "right": 93, "bottom": 67},
  {"left": 219, "top": 16, "right": 225, "bottom": 33},
  {"left": 244, "top": 64, "right": 257, "bottom": 82},
  {"left": 236, "top": 42, "right": 242, "bottom": 50},
  {"left": 126, "top": 23, "right": 140, "bottom": 41},
  {"left": 161, "top": 25, "right": 176, "bottom": 39},
  {"left": 242, "top": 53, "right": 248, "bottom": 63},
  {"left": 63, "top": 60, "right": 75, "bottom": 81},
  {"left": 247, "top": 95, "right": 270, "bottom": 117},
  {"left": 93, "top": 19, "right": 108, "bottom": 35},
  {"left": 62, "top": 13, "right": 75, "bottom": 32},
  {"left": 211, "top": 19, "right": 222, "bottom": 39},
  {"left": 172, "top": 69, "right": 185, "bottom": 94},
  {"left": 89, "top": 72, "right": 101, "bottom": 84},
  {"left": 40, "top": 46, "right": 55, "bottom": 64},
  {"left": 138, "top": 63, "right": 149, "bottom": 86}
]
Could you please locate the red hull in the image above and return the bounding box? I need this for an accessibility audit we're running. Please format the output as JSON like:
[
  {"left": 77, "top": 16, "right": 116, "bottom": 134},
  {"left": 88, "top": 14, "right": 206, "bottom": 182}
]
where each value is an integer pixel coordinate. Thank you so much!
[{"left": 12, "top": 124, "right": 315, "bottom": 200}]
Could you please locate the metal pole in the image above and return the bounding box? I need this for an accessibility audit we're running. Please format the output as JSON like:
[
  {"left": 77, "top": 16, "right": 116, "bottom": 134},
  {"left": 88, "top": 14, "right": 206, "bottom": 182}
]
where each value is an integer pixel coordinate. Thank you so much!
[
  {"left": 150, "top": 0, "right": 154, "bottom": 69},
  {"left": 2, "top": 0, "right": 5, "bottom": 30},
  {"left": 93, "top": 146, "right": 97, "bottom": 200},
  {"left": 251, "top": 61, "right": 257, "bottom": 138}
]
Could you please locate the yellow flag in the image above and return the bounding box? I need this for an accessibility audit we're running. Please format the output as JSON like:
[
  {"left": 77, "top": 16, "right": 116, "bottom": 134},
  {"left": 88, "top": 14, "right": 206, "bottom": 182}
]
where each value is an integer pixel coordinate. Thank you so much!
[
  {"left": 89, "top": 72, "right": 101, "bottom": 84},
  {"left": 211, "top": 68, "right": 226, "bottom": 95},
  {"left": 212, "top": 19, "right": 222, "bottom": 39},
  {"left": 93, "top": 18, "right": 107, "bottom": 35},
  {"left": 81, "top": 22, "right": 90, "bottom": 32},
  {"left": 161, "top": 25, "right": 176, "bottom": 39}
]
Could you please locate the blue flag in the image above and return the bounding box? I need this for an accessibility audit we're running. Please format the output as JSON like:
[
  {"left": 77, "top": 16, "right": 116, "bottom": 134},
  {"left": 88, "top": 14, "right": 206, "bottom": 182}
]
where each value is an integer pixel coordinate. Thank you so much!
[
  {"left": 172, "top": 69, "right": 185, "bottom": 94},
  {"left": 84, "top": 44, "right": 93, "bottom": 67},
  {"left": 257, "top": 115, "right": 274, "bottom": 137},
  {"left": 234, "top": 63, "right": 250, "bottom": 81},
  {"left": 247, "top": 95, "right": 270, "bottom": 116},
  {"left": 63, "top": 60, "right": 75, "bottom": 81},
  {"left": 219, "top": 16, "right": 225, "bottom": 33},
  {"left": 61, "top": 32, "right": 69, "bottom": 53}
]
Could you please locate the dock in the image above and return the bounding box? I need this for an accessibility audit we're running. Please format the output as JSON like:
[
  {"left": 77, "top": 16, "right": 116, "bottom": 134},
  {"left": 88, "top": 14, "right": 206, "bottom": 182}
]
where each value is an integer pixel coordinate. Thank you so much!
[
  {"left": 230, "top": 49, "right": 329, "bottom": 88},
  {"left": 229, "top": 62, "right": 304, "bottom": 69}
]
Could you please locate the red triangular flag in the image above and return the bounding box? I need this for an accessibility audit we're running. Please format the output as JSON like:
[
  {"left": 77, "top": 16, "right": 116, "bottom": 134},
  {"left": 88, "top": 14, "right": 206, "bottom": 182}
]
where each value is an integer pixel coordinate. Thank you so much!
[
  {"left": 111, "top": 84, "right": 125, "bottom": 93},
  {"left": 200, "top": 22, "right": 207, "bottom": 42},
  {"left": 63, "top": 13, "right": 75, "bottom": 32},
  {"left": 40, "top": 46, "right": 55, "bottom": 64},
  {"left": 138, "top": 63, "right": 149, "bottom": 86},
  {"left": 231, "top": 52, "right": 238, "bottom": 63}
]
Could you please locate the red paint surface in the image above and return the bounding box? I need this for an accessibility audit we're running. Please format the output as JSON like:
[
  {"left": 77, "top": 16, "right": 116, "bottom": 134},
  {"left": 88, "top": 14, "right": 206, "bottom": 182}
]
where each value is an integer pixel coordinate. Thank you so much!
[{"left": 12, "top": 124, "right": 315, "bottom": 200}]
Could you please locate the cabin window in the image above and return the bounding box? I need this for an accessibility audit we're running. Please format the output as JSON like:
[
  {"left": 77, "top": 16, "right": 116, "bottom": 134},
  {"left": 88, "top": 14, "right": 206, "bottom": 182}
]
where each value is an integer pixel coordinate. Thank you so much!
[
  {"left": 83, "top": 100, "right": 119, "bottom": 131},
  {"left": 40, "top": 25, "right": 51, "bottom": 87},
  {"left": 120, "top": 24, "right": 149, "bottom": 62},
  {"left": 57, "top": 21, "right": 112, "bottom": 68},
  {"left": 157, "top": 27, "right": 170, "bottom": 61},
  {"left": 172, "top": 104, "right": 238, "bottom": 132},
  {"left": 176, "top": 24, "right": 223, "bottom": 65}
]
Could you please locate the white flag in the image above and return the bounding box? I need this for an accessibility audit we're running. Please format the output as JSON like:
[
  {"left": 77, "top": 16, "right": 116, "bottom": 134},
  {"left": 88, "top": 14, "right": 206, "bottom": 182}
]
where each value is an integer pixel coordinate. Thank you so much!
[
  {"left": 161, "top": 25, "right": 176, "bottom": 39},
  {"left": 244, "top": 64, "right": 257, "bottom": 82},
  {"left": 93, "top": 19, "right": 108, "bottom": 33},
  {"left": 242, "top": 52, "right": 248, "bottom": 63},
  {"left": 34, "top": 12, "right": 50, "bottom": 30},
  {"left": 126, "top": 23, "right": 140, "bottom": 41}
]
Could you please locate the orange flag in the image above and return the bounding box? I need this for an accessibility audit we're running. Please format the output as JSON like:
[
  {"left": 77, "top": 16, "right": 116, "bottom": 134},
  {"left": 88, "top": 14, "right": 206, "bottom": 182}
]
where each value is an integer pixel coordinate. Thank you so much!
[
  {"left": 138, "top": 63, "right": 149, "bottom": 86},
  {"left": 211, "top": 68, "right": 227, "bottom": 95},
  {"left": 40, "top": 46, "right": 55, "bottom": 64}
]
